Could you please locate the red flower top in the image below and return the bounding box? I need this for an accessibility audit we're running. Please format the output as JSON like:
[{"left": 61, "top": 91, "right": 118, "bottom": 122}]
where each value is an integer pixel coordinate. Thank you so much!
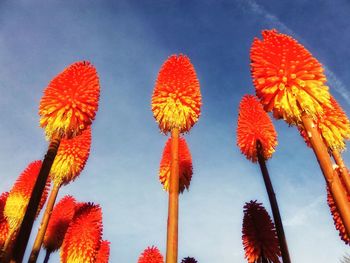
[
  {"left": 237, "top": 95, "right": 277, "bottom": 162},
  {"left": 4, "top": 161, "right": 50, "bottom": 233},
  {"left": 299, "top": 96, "right": 350, "bottom": 151},
  {"left": 43, "top": 196, "right": 76, "bottom": 252},
  {"left": 159, "top": 137, "right": 193, "bottom": 193},
  {"left": 327, "top": 172, "right": 350, "bottom": 245},
  {"left": 50, "top": 126, "right": 91, "bottom": 186},
  {"left": 39, "top": 61, "right": 100, "bottom": 140},
  {"left": 250, "top": 29, "right": 330, "bottom": 124},
  {"left": 61, "top": 203, "right": 103, "bottom": 263},
  {"left": 95, "top": 240, "right": 110, "bottom": 263},
  {"left": 138, "top": 246, "right": 164, "bottom": 263},
  {"left": 242, "top": 200, "right": 281, "bottom": 263},
  {"left": 152, "top": 54, "right": 202, "bottom": 134},
  {"left": 0, "top": 192, "right": 9, "bottom": 248}
]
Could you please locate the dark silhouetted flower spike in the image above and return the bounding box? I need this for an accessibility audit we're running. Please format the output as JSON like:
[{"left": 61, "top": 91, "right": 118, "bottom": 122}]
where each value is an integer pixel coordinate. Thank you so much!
[
  {"left": 242, "top": 200, "right": 281, "bottom": 263},
  {"left": 181, "top": 257, "right": 198, "bottom": 263}
]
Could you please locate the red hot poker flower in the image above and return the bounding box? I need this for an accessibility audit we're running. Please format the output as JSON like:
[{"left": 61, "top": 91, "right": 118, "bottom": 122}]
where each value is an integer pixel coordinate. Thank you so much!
[
  {"left": 152, "top": 54, "right": 202, "bottom": 134},
  {"left": 181, "top": 257, "right": 198, "bottom": 263},
  {"left": 298, "top": 96, "right": 350, "bottom": 151},
  {"left": 242, "top": 201, "right": 281, "bottom": 263},
  {"left": 159, "top": 137, "right": 193, "bottom": 193},
  {"left": 50, "top": 126, "right": 91, "bottom": 186},
  {"left": 0, "top": 192, "right": 9, "bottom": 248},
  {"left": 327, "top": 174, "right": 350, "bottom": 245},
  {"left": 43, "top": 195, "right": 76, "bottom": 252},
  {"left": 4, "top": 161, "right": 50, "bottom": 235},
  {"left": 95, "top": 240, "right": 110, "bottom": 263},
  {"left": 138, "top": 246, "right": 164, "bottom": 263},
  {"left": 250, "top": 29, "right": 330, "bottom": 125},
  {"left": 39, "top": 61, "right": 100, "bottom": 140},
  {"left": 61, "top": 203, "right": 102, "bottom": 263},
  {"left": 237, "top": 95, "right": 277, "bottom": 162}
]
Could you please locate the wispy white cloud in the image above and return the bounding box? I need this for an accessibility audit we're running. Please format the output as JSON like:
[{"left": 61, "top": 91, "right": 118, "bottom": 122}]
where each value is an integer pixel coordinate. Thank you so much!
[
  {"left": 284, "top": 195, "right": 323, "bottom": 226},
  {"left": 243, "top": 0, "right": 350, "bottom": 106}
]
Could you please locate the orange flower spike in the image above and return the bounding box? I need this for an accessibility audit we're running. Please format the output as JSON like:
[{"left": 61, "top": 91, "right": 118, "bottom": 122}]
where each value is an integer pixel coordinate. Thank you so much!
[
  {"left": 0, "top": 192, "right": 9, "bottom": 248},
  {"left": 237, "top": 95, "right": 277, "bottom": 162},
  {"left": 95, "top": 240, "right": 110, "bottom": 263},
  {"left": 152, "top": 54, "right": 202, "bottom": 134},
  {"left": 242, "top": 201, "right": 281, "bottom": 263},
  {"left": 138, "top": 246, "right": 164, "bottom": 263},
  {"left": 4, "top": 161, "right": 50, "bottom": 235},
  {"left": 39, "top": 61, "right": 100, "bottom": 140},
  {"left": 43, "top": 196, "right": 76, "bottom": 252},
  {"left": 61, "top": 203, "right": 102, "bottom": 263},
  {"left": 318, "top": 96, "right": 350, "bottom": 150},
  {"left": 159, "top": 137, "right": 193, "bottom": 193},
  {"left": 298, "top": 96, "right": 350, "bottom": 150},
  {"left": 50, "top": 126, "right": 91, "bottom": 186},
  {"left": 327, "top": 185, "right": 350, "bottom": 244},
  {"left": 250, "top": 29, "right": 331, "bottom": 124}
]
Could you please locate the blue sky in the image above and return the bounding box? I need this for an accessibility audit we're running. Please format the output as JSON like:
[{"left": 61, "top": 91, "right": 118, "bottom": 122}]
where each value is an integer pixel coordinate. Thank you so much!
[{"left": 0, "top": 0, "right": 350, "bottom": 262}]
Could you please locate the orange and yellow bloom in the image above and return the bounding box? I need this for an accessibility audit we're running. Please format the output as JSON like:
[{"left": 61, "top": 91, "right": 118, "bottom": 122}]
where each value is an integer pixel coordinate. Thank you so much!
[
  {"left": 4, "top": 161, "right": 50, "bottom": 237},
  {"left": 39, "top": 61, "right": 100, "bottom": 140},
  {"left": 237, "top": 95, "right": 277, "bottom": 162},
  {"left": 50, "top": 126, "right": 91, "bottom": 186},
  {"left": 250, "top": 29, "right": 330, "bottom": 124},
  {"left": 299, "top": 96, "right": 350, "bottom": 150},
  {"left": 152, "top": 54, "right": 202, "bottom": 134},
  {"left": 0, "top": 192, "right": 9, "bottom": 248},
  {"left": 61, "top": 203, "right": 102, "bottom": 263},
  {"left": 159, "top": 137, "right": 193, "bottom": 193}
]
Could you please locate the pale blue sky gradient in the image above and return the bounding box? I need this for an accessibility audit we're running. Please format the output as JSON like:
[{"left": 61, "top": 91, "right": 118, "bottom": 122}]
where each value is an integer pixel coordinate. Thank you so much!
[{"left": 0, "top": 1, "right": 350, "bottom": 262}]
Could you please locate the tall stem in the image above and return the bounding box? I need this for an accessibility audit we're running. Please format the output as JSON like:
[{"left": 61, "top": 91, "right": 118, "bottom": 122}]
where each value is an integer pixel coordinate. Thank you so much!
[
  {"left": 43, "top": 250, "right": 51, "bottom": 263},
  {"left": 10, "top": 137, "right": 60, "bottom": 263},
  {"left": 28, "top": 184, "right": 60, "bottom": 263},
  {"left": 257, "top": 141, "right": 291, "bottom": 263},
  {"left": 332, "top": 150, "right": 350, "bottom": 195},
  {"left": 301, "top": 114, "right": 350, "bottom": 236},
  {"left": 166, "top": 128, "right": 179, "bottom": 263}
]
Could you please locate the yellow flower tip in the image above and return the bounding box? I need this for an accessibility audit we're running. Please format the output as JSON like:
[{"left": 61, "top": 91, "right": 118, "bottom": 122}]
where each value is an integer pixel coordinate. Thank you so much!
[
  {"left": 50, "top": 126, "right": 91, "bottom": 186},
  {"left": 0, "top": 192, "right": 9, "bottom": 248},
  {"left": 4, "top": 161, "right": 50, "bottom": 233},
  {"left": 237, "top": 95, "right": 277, "bottom": 163},
  {"left": 151, "top": 54, "right": 202, "bottom": 134},
  {"left": 159, "top": 137, "right": 193, "bottom": 193},
  {"left": 298, "top": 96, "right": 350, "bottom": 151},
  {"left": 250, "top": 29, "right": 331, "bottom": 125},
  {"left": 39, "top": 61, "right": 100, "bottom": 140}
]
